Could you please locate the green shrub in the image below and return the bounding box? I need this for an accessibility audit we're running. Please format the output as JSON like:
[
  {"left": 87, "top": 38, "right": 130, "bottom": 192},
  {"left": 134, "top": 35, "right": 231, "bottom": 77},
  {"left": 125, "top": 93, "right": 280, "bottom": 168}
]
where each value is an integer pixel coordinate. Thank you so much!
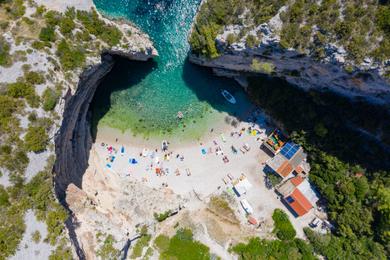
[
  {"left": 131, "top": 234, "right": 151, "bottom": 258},
  {"left": 0, "top": 37, "right": 11, "bottom": 66},
  {"left": 31, "top": 41, "right": 50, "bottom": 50},
  {"left": 56, "top": 39, "right": 85, "bottom": 70},
  {"left": 31, "top": 230, "right": 41, "bottom": 243},
  {"left": 25, "top": 71, "right": 46, "bottom": 85},
  {"left": 76, "top": 10, "right": 123, "bottom": 46},
  {"left": 154, "top": 235, "right": 170, "bottom": 252},
  {"left": 246, "top": 35, "right": 259, "bottom": 48},
  {"left": 232, "top": 237, "right": 315, "bottom": 259},
  {"left": 59, "top": 17, "right": 75, "bottom": 35},
  {"left": 96, "top": 234, "right": 119, "bottom": 259},
  {"left": 7, "top": 82, "right": 34, "bottom": 99},
  {"left": 251, "top": 59, "right": 275, "bottom": 74},
  {"left": 154, "top": 210, "right": 171, "bottom": 222},
  {"left": 158, "top": 228, "right": 210, "bottom": 259},
  {"left": 9, "top": 0, "right": 25, "bottom": 18},
  {"left": 24, "top": 126, "right": 48, "bottom": 152},
  {"left": 39, "top": 26, "right": 56, "bottom": 42},
  {"left": 0, "top": 185, "right": 9, "bottom": 206},
  {"left": 45, "top": 206, "right": 68, "bottom": 245},
  {"left": 226, "top": 33, "right": 236, "bottom": 45},
  {"left": 272, "top": 209, "right": 296, "bottom": 240},
  {"left": 44, "top": 10, "right": 62, "bottom": 27},
  {"left": 42, "top": 88, "right": 59, "bottom": 111}
]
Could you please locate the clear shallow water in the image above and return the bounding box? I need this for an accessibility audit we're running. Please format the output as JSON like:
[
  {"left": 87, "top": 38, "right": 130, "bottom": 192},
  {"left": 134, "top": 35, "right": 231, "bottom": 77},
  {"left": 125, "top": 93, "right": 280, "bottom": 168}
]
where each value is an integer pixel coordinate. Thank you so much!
[{"left": 92, "top": 0, "right": 252, "bottom": 139}]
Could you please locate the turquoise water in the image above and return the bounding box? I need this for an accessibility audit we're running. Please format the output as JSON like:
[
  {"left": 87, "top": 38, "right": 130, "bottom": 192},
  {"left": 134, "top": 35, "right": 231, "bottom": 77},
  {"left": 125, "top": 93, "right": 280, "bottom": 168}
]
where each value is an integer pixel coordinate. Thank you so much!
[{"left": 92, "top": 0, "right": 252, "bottom": 139}]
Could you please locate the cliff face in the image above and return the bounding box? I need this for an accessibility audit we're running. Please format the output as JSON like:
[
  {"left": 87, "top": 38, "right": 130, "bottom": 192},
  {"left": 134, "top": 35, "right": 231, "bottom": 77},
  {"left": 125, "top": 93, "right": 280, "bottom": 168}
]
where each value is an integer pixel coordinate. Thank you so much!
[
  {"left": 189, "top": 48, "right": 390, "bottom": 106},
  {"left": 54, "top": 51, "right": 154, "bottom": 202}
]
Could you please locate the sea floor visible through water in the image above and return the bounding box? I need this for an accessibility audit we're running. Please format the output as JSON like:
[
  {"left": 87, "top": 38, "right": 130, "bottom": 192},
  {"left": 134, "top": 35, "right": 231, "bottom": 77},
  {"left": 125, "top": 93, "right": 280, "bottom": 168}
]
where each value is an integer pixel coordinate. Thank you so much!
[{"left": 91, "top": 0, "right": 254, "bottom": 144}]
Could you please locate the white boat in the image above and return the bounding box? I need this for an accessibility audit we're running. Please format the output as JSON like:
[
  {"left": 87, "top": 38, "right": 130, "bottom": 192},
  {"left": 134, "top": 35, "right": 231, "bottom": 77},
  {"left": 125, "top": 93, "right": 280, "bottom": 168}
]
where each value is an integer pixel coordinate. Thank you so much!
[{"left": 221, "top": 89, "right": 236, "bottom": 104}]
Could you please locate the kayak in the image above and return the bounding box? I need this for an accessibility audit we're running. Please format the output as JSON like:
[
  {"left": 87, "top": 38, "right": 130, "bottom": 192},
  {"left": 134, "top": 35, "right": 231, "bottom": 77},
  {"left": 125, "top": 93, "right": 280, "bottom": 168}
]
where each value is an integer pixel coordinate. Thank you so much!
[{"left": 221, "top": 89, "right": 236, "bottom": 104}]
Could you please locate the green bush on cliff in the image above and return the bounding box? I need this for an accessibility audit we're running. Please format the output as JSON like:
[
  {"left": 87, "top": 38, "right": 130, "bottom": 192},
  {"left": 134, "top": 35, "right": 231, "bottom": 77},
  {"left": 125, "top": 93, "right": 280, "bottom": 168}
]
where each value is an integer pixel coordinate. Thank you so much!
[
  {"left": 39, "top": 26, "right": 56, "bottom": 42},
  {"left": 24, "top": 126, "right": 48, "bottom": 152},
  {"left": 56, "top": 39, "right": 86, "bottom": 70},
  {"left": 42, "top": 88, "right": 59, "bottom": 111},
  {"left": 0, "top": 36, "right": 11, "bottom": 67},
  {"left": 76, "top": 10, "right": 123, "bottom": 46}
]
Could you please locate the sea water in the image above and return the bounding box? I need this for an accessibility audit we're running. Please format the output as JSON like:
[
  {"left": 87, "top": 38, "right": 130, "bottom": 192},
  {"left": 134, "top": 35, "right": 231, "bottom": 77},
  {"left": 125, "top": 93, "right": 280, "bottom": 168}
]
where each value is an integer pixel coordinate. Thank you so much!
[{"left": 91, "top": 0, "right": 252, "bottom": 141}]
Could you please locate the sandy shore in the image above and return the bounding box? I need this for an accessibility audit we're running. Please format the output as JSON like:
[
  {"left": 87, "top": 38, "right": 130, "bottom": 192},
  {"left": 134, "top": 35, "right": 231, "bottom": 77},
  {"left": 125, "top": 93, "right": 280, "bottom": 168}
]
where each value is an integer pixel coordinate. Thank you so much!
[{"left": 92, "top": 108, "right": 316, "bottom": 238}]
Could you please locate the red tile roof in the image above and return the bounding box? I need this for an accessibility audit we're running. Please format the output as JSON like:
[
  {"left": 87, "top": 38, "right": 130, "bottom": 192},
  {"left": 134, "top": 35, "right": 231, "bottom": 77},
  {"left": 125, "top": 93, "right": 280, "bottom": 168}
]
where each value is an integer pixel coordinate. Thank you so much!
[
  {"left": 287, "top": 189, "right": 313, "bottom": 216},
  {"left": 276, "top": 161, "right": 293, "bottom": 177},
  {"left": 290, "top": 176, "right": 304, "bottom": 187},
  {"left": 295, "top": 165, "right": 304, "bottom": 174}
]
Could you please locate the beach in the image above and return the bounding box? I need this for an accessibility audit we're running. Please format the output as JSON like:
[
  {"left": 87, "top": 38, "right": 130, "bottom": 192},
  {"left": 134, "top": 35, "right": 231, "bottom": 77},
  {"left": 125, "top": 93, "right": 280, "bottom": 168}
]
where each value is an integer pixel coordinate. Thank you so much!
[{"left": 90, "top": 108, "right": 316, "bottom": 238}]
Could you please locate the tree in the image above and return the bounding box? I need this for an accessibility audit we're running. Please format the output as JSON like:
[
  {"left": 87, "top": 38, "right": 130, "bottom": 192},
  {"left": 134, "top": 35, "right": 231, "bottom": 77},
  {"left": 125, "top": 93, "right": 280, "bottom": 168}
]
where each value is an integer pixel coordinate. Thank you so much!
[{"left": 272, "top": 209, "right": 296, "bottom": 240}]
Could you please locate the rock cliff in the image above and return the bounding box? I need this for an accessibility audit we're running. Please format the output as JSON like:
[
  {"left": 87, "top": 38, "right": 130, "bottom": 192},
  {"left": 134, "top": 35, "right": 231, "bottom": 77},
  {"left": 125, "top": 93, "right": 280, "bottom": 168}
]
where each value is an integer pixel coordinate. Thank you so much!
[{"left": 189, "top": 48, "right": 390, "bottom": 106}]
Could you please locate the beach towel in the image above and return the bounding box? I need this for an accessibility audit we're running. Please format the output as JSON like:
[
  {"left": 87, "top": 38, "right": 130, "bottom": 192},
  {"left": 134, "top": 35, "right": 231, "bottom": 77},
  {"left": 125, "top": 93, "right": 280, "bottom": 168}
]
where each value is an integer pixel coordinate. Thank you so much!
[
  {"left": 121, "top": 146, "right": 125, "bottom": 154},
  {"left": 131, "top": 159, "right": 138, "bottom": 164}
]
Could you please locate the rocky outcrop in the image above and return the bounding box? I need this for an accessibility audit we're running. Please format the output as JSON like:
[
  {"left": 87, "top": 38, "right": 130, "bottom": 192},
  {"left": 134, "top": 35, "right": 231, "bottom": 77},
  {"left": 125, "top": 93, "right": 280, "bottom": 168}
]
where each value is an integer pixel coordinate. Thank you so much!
[{"left": 189, "top": 49, "right": 390, "bottom": 107}]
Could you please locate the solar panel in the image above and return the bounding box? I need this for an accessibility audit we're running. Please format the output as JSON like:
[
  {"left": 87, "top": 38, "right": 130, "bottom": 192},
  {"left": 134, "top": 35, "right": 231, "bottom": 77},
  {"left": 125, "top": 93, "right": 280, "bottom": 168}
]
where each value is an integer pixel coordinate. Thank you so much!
[{"left": 280, "top": 142, "right": 299, "bottom": 160}]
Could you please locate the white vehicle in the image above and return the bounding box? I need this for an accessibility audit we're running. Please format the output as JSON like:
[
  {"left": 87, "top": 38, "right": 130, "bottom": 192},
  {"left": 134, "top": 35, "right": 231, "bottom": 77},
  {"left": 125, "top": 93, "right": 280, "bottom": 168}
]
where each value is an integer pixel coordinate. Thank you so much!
[
  {"left": 221, "top": 90, "right": 237, "bottom": 104},
  {"left": 240, "top": 199, "right": 254, "bottom": 214}
]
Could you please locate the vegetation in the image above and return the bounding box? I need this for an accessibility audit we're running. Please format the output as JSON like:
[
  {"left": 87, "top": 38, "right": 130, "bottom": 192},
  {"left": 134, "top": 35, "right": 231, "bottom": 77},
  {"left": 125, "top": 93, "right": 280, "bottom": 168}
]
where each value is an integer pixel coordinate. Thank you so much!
[
  {"left": 24, "top": 126, "right": 48, "bottom": 152},
  {"left": 42, "top": 88, "right": 60, "bottom": 111},
  {"left": 96, "top": 234, "right": 119, "bottom": 260},
  {"left": 131, "top": 234, "right": 151, "bottom": 258},
  {"left": 191, "top": 0, "right": 389, "bottom": 76},
  {"left": 272, "top": 209, "right": 296, "bottom": 241},
  {"left": 154, "top": 210, "right": 172, "bottom": 222},
  {"left": 76, "top": 10, "right": 123, "bottom": 46},
  {"left": 232, "top": 237, "right": 315, "bottom": 259},
  {"left": 190, "top": 0, "right": 287, "bottom": 58},
  {"left": 56, "top": 39, "right": 86, "bottom": 71},
  {"left": 248, "top": 76, "right": 389, "bottom": 258},
  {"left": 0, "top": 36, "right": 11, "bottom": 66},
  {"left": 250, "top": 59, "right": 274, "bottom": 74},
  {"left": 39, "top": 26, "right": 56, "bottom": 42},
  {"left": 31, "top": 230, "right": 41, "bottom": 243},
  {"left": 154, "top": 228, "right": 210, "bottom": 259},
  {"left": 0, "top": 156, "right": 70, "bottom": 259}
]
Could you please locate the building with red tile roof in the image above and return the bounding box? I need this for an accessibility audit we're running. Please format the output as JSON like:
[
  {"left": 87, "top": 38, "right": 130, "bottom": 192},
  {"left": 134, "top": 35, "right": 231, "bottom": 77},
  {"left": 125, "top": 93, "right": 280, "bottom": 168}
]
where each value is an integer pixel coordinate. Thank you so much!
[{"left": 277, "top": 176, "right": 319, "bottom": 217}]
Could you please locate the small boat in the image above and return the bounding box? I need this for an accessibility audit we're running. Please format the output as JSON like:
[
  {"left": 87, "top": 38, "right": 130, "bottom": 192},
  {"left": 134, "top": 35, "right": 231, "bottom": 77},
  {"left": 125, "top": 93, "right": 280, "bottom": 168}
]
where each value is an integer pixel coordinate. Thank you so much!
[{"left": 221, "top": 89, "right": 236, "bottom": 104}]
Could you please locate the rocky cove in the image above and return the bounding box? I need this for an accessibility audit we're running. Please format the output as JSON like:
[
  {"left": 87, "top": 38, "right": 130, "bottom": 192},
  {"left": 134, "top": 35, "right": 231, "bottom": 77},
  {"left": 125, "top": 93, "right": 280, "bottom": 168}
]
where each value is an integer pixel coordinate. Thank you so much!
[{"left": 50, "top": 1, "right": 390, "bottom": 259}]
